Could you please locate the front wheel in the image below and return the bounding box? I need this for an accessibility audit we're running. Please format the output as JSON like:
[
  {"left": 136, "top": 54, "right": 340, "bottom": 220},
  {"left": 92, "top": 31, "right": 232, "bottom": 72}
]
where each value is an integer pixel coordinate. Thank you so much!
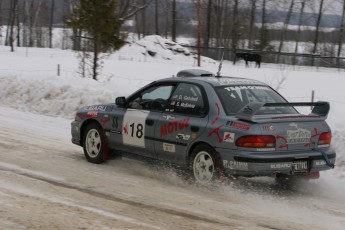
[
  {"left": 83, "top": 123, "right": 105, "bottom": 164},
  {"left": 191, "top": 145, "right": 219, "bottom": 184}
]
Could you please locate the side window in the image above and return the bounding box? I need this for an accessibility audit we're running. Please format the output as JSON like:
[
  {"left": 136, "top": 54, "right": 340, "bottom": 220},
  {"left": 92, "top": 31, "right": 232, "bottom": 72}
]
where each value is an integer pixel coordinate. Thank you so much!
[
  {"left": 127, "top": 84, "right": 174, "bottom": 111},
  {"left": 168, "top": 83, "right": 206, "bottom": 116}
]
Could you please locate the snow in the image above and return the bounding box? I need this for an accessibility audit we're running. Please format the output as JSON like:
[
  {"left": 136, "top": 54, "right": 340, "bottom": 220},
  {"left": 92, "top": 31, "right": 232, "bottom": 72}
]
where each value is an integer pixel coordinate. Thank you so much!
[{"left": 1, "top": 36, "right": 345, "bottom": 229}]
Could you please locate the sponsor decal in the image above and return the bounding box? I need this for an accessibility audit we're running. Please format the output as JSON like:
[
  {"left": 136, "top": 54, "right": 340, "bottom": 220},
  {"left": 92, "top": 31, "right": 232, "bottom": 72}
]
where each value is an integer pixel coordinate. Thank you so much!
[
  {"left": 207, "top": 124, "right": 225, "bottom": 143},
  {"left": 163, "top": 143, "right": 175, "bottom": 152},
  {"left": 112, "top": 116, "right": 119, "bottom": 128},
  {"left": 223, "top": 132, "right": 235, "bottom": 143},
  {"left": 277, "top": 124, "right": 316, "bottom": 149},
  {"left": 183, "top": 96, "right": 198, "bottom": 102},
  {"left": 86, "top": 111, "right": 98, "bottom": 118},
  {"left": 227, "top": 121, "right": 251, "bottom": 131},
  {"left": 191, "top": 133, "right": 197, "bottom": 139},
  {"left": 86, "top": 105, "right": 108, "bottom": 111},
  {"left": 123, "top": 122, "right": 128, "bottom": 135},
  {"left": 162, "top": 114, "right": 176, "bottom": 120},
  {"left": 277, "top": 135, "right": 288, "bottom": 149},
  {"left": 100, "top": 117, "right": 110, "bottom": 126},
  {"left": 289, "top": 123, "right": 298, "bottom": 128},
  {"left": 177, "top": 102, "right": 195, "bottom": 108},
  {"left": 315, "top": 160, "right": 327, "bottom": 166},
  {"left": 211, "top": 102, "right": 221, "bottom": 125},
  {"left": 176, "top": 133, "right": 191, "bottom": 141},
  {"left": 223, "top": 160, "right": 248, "bottom": 171},
  {"left": 262, "top": 124, "right": 274, "bottom": 131},
  {"left": 225, "top": 85, "right": 269, "bottom": 91},
  {"left": 122, "top": 110, "right": 149, "bottom": 148},
  {"left": 286, "top": 128, "right": 311, "bottom": 144},
  {"left": 270, "top": 163, "right": 291, "bottom": 169},
  {"left": 208, "top": 78, "right": 262, "bottom": 86},
  {"left": 160, "top": 117, "right": 190, "bottom": 137},
  {"left": 255, "top": 148, "right": 275, "bottom": 152}
]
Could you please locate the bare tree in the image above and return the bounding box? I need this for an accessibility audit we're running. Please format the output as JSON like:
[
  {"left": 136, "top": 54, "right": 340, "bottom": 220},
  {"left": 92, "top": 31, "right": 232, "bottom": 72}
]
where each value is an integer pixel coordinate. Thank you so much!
[
  {"left": 259, "top": 0, "right": 267, "bottom": 50},
  {"left": 231, "top": 0, "right": 239, "bottom": 53},
  {"left": 312, "top": 0, "right": 324, "bottom": 54},
  {"left": 337, "top": 0, "right": 345, "bottom": 59},
  {"left": 155, "top": 0, "right": 159, "bottom": 35},
  {"left": 294, "top": 0, "right": 307, "bottom": 54},
  {"left": 204, "top": 0, "right": 212, "bottom": 47},
  {"left": 172, "top": 0, "right": 176, "bottom": 41},
  {"left": 7, "top": 0, "right": 19, "bottom": 52},
  {"left": 49, "top": 0, "right": 55, "bottom": 48},
  {"left": 213, "top": 0, "right": 228, "bottom": 47},
  {"left": 278, "top": 0, "right": 295, "bottom": 53},
  {"left": 0, "top": 0, "right": 3, "bottom": 39},
  {"left": 248, "top": 0, "right": 256, "bottom": 49}
]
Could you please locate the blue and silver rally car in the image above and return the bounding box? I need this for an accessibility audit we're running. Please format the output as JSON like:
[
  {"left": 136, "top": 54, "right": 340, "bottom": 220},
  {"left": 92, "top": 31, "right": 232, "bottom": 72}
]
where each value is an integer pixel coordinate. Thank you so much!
[{"left": 71, "top": 70, "right": 336, "bottom": 184}]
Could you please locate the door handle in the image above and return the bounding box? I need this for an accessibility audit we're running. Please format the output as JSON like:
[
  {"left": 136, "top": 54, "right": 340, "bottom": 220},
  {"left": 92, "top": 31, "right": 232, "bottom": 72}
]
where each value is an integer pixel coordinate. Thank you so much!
[
  {"left": 146, "top": 119, "right": 154, "bottom": 126},
  {"left": 191, "top": 126, "right": 199, "bottom": 132}
]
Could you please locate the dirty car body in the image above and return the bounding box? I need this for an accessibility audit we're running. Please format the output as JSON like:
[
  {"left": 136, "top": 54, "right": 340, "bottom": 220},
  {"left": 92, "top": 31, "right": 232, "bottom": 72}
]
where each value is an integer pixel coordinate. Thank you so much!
[{"left": 71, "top": 71, "right": 336, "bottom": 184}]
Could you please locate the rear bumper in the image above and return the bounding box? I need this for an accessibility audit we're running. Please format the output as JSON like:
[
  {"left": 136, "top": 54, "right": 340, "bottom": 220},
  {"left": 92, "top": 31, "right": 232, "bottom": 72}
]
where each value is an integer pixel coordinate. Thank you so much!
[{"left": 217, "top": 148, "right": 336, "bottom": 177}]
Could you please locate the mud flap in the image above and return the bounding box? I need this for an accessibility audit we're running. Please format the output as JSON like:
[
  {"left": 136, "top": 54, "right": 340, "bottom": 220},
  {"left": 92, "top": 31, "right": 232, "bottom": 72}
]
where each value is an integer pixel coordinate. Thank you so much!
[
  {"left": 102, "top": 131, "right": 109, "bottom": 161},
  {"left": 313, "top": 148, "right": 335, "bottom": 169},
  {"left": 215, "top": 151, "right": 227, "bottom": 184}
]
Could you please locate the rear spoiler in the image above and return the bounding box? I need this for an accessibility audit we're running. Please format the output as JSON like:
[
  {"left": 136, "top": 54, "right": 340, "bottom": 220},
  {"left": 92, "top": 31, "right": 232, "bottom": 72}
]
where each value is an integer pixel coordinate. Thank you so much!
[{"left": 236, "top": 101, "right": 330, "bottom": 123}]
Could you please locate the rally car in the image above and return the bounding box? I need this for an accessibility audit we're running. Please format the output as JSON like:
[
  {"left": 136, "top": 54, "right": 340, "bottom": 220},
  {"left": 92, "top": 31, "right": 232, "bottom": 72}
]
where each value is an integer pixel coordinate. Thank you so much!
[{"left": 71, "top": 69, "right": 336, "bottom": 184}]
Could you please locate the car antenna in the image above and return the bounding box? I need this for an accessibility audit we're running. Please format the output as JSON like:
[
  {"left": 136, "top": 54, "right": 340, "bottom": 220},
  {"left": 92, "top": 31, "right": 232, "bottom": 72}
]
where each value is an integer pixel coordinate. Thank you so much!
[
  {"left": 216, "top": 47, "right": 224, "bottom": 78},
  {"left": 216, "top": 30, "right": 231, "bottom": 78}
]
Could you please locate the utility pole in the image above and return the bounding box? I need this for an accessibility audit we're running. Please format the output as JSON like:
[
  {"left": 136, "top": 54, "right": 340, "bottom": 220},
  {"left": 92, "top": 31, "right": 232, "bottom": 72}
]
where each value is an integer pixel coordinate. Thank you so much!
[{"left": 197, "top": 0, "right": 202, "bottom": 66}]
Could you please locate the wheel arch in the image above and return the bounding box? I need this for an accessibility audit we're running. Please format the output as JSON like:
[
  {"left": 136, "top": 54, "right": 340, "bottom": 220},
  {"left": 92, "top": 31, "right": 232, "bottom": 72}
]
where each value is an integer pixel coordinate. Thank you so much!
[
  {"left": 188, "top": 141, "right": 225, "bottom": 172},
  {"left": 187, "top": 141, "right": 217, "bottom": 165},
  {"left": 80, "top": 119, "right": 102, "bottom": 147}
]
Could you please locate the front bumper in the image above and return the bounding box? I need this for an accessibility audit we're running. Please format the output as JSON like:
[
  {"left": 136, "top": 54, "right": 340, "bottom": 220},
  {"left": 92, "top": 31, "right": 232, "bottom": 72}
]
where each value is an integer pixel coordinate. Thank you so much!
[
  {"left": 217, "top": 148, "right": 336, "bottom": 177},
  {"left": 71, "top": 120, "right": 81, "bottom": 146}
]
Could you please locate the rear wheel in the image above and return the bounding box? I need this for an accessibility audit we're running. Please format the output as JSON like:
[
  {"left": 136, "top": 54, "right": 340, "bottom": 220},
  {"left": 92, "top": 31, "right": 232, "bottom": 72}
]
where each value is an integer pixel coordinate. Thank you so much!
[
  {"left": 83, "top": 123, "right": 105, "bottom": 164},
  {"left": 191, "top": 145, "right": 219, "bottom": 184}
]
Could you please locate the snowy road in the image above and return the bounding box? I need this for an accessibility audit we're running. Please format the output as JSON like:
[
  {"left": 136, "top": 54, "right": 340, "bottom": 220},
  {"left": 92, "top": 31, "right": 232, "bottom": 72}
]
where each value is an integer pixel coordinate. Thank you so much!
[{"left": 1, "top": 107, "right": 345, "bottom": 230}]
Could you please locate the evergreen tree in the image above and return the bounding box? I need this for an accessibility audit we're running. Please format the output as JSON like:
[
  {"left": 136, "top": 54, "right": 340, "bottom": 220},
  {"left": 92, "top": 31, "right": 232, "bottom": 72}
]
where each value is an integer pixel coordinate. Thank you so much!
[{"left": 66, "top": 0, "right": 126, "bottom": 80}]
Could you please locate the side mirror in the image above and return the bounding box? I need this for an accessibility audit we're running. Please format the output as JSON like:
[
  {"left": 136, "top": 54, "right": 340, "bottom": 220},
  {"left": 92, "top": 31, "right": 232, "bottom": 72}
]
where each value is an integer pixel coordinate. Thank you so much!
[{"left": 115, "top": 97, "right": 126, "bottom": 107}]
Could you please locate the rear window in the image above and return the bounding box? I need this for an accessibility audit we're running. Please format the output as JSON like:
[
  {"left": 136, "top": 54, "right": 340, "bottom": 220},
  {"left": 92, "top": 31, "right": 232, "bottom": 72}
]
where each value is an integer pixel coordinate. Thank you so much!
[{"left": 216, "top": 85, "right": 297, "bottom": 115}]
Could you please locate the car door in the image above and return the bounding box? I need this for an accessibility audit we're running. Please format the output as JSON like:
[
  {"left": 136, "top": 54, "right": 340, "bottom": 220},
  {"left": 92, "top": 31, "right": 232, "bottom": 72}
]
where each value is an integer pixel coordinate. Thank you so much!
[
  {"left": 108, "top": 83, "right": 176, "bottom": 158},
  {"left": 154, "top": 82, "right": 209, "bottom": 164}
]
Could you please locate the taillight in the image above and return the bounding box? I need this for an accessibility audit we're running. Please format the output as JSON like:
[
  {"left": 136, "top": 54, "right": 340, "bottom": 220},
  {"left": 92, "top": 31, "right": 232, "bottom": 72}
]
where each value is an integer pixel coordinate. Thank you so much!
[
  {"left": 318, "top": 132, "right": 331, "bottom": 147},
  {"left": 236, "top": 135, "right": 276, "bottom": 148}
]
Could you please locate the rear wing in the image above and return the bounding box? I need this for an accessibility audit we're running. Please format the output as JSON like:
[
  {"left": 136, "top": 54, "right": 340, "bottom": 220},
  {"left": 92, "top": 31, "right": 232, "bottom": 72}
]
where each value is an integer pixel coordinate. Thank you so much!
[{"left": 236, "top": 101, "right": 330, "bottom": 123}]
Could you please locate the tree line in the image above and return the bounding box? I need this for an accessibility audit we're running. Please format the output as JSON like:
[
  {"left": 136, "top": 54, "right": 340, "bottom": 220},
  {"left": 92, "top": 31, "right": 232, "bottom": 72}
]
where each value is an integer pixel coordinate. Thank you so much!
[{"left": 1, "top": 0, "right": 345, "bottom": 79}]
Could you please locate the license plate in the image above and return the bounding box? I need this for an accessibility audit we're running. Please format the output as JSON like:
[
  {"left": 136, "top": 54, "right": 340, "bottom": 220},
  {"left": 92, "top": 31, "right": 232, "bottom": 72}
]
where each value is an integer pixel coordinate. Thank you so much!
[{"left": 292, "top": 161, "right": 308, "bottom": 173}]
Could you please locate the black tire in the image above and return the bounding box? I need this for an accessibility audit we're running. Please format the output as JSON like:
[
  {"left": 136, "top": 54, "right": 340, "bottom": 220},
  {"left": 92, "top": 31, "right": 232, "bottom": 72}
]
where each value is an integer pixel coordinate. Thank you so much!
[
  {"left": 83, "top": 123, "right": 105, "bottom": 164},
  {"left": 191, "top": 144, "right": 220, "bottom": 184}
]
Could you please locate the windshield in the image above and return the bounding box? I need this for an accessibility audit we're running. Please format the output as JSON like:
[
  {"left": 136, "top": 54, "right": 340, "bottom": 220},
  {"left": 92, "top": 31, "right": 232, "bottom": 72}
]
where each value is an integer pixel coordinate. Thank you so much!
[{"left": 216, "top": 85, "right": 298, "bottom": 115}]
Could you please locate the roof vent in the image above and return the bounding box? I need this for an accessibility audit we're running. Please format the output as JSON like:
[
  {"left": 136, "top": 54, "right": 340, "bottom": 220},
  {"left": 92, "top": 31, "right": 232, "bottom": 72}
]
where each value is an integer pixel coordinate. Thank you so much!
[{"left": 176, "top": 69, "right": 215, "bottom": 78}]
